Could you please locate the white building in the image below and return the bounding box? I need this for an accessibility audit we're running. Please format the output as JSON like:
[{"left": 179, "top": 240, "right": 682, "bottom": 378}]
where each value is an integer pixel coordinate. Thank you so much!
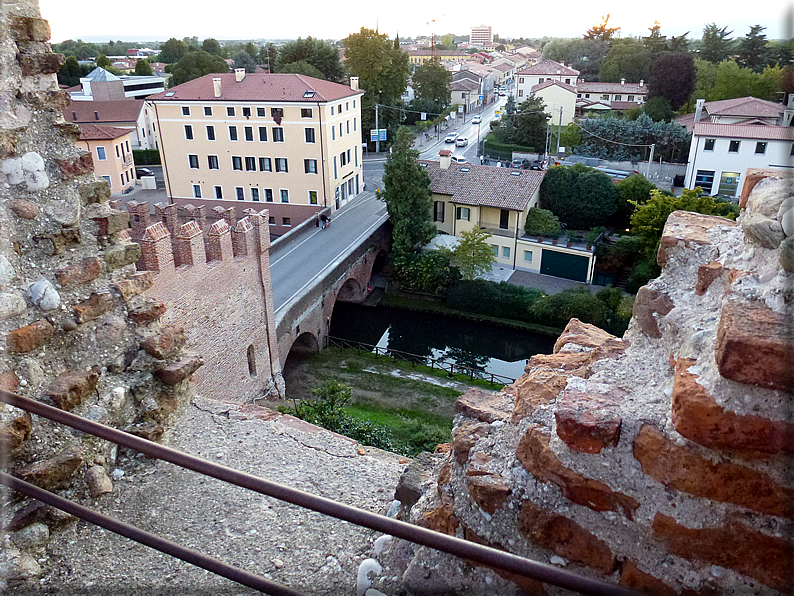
[
  {"left": 470, "top": 25, "right": 493, "bottom": 46},
  {"left": 68, "top": 67, "right": 166, "bottom": 102},
  {"left": 63, "top": 100, "right": 158, "bottom": 150}
]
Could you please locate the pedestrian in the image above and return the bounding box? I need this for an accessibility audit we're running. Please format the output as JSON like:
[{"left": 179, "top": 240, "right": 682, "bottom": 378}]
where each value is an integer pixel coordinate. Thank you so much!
[
  {"left": 314, "top": 212, "right": 320, "bottom": 228},
  {"left": 479, "top": 155, "right": 484, "bottom": 165},
  {"left": 320, "top": 213, "right": 328, "bottom": 229},
  {"left": 326, "top": 216, "right": 331, "bottom": 228}
]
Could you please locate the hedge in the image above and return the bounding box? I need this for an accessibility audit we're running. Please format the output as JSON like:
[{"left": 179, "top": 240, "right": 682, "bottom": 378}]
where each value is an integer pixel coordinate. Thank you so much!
[
  {"left": 483, "top": 138, "right": 534, "bottom": 161},
  {"left": 132, "top": 149, "right": 161, "bottom": 165}
]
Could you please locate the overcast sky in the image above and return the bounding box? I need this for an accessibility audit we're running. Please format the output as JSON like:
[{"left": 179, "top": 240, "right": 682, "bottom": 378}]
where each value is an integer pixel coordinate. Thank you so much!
[{"left": 40, "top": 0, "right": 790, "bottom": 44}]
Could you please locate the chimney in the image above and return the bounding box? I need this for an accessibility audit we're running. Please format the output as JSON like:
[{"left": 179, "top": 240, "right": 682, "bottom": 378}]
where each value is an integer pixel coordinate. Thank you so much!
[
  {"left": 235, "top": 68, "right": 246, "bottom": 82},
  {"left": 213, "top": 77, "right": 222, "bottom": 98},
  {"left": 620, "top": 78, "right": 625, "bottom": 85},
  {"left": 94, "top": 111, "right": 99, "bottom": 120},
  {"left": 639, "top": 79, "right": 644, "bottom": 87},
  {"left": 439, "top": 149, "right": 452, "bottom": 170},
  {"left": 694, "top": 99, "right": 706, "bottom": 123},
  {"left": 350, "top": 76, "right": 359, "bottom": 91}
]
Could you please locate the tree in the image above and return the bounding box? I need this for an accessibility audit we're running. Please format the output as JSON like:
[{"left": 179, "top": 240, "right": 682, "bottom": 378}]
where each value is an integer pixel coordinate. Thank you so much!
[
  {"left": 615, "top": 173, "right": 656, "bottom": 226},
  {"left": 379, "top": 128, "right": 436, "bottom": 255},
  {"left": 58, "top": 55, "right": 90, "bottom": 86},
  {"left": 737, "top": 25, "right": 770, "bottom": 73},
  {"left": 642, "top": 21, "right": 668, "bottom": 57},
  {"left": 643, "top": 95, "right": 674, "bottom": 121},
  {"left": 700, "top": 24, "right": 734, "bottom": 63},
  {"left": 598, "top": 40, "right": 652, "bottom": 83},
  {"left": 95, "top": 54, "right": 111, "bottom": 69},
  {"left": 442, "top": 228, "right": 495, "bottom": 280},
  {"left": 648, "top": 52, "right": 696, "bottom": 110},
  {"left": 158, "top": 38, "right": 189, "bottom": 64},
  {"left": 169, "top": 51, "right": 230, "bottom": 86},
  {"left": 668, "top": 34, "right": 690, "bottom": 53},
  {"left": 277, "top": 37, "right": 343, "bottom": 82},
  {"left": 439, "top": 34, "right": 456, "bottom": 50},
  {"left": 504, "top": 94, "right": 516, "bottom": 116},
  {"left": 524, "top": 207, "right": 562, "bottom": 236},
  {"left": 710, "top": 60, "right": 763, "bottom": 100},
  {"left": 202, "top": 38, "right": 222, "bottom": 56},
  {"left": 259, "top": 43, "right": 278, "bottom": 72},
  {"left": 540, "top": 164, "right": 619, "bottom": 229},
  {"left": 584, "top": 14, "right": 620, "bottom": 41},
  {"left": 412, "top": 57, "right": 451, "bottom": 111},
  {"left": 134, "top": 59, "right": 153, "bottom": 76},
  {"left": 510, "top": 96, "right": 549, "bottom": 150},
  {"left": 543, "top": 38, "right": 610, "bottom": 81},
  {"left": 232, "top": 50, "right": 258, "bottom": 73},
  {"left": 278, "top": 60, "right": 325, "bottom": 79}
]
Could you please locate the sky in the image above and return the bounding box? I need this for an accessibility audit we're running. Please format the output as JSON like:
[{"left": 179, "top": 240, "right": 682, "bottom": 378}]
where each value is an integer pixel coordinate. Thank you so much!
[{"left": 40, "top": 0, "right": 791, "bottom": 44}]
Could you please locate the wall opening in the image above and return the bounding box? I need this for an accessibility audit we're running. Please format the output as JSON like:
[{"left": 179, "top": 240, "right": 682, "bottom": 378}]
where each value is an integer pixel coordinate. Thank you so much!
[
  {"left": 282, "top": 332, "right": 320, "bottom": 399},
  {"left": 247, "top": 344, "right": 257, "bottom": 377},
  {"left": 336, "top": 278, "right": 363, "bottom": 303}
]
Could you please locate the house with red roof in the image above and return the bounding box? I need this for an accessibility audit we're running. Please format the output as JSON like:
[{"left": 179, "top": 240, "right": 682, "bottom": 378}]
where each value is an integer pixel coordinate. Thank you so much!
[
  {"left": 76, "top": 124, "right": 135, "bottom": 193},
  {"left": 63, "top": 99, "right": 158, "bottom": 150}
]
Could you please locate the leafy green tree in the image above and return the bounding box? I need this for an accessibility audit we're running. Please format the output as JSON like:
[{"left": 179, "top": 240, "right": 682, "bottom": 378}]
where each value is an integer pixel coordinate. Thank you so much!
[
  {"left": 524, "top": 207, "right": 562, "bottom": 236},
  {"left": 540, "top": 163, "right": 619, "bottom": 229},
  {"left": 710, "top": 60, "right": 763, "bottom": 100},
  {"left": 511, "top": 96, "right": 549, "bottom": 150},
  {"left": 158, "top": 38, "right": 189, "bottom": 64},
  {"left": 542, "top": 38, "right": 609, "bottom": 81},
  {"left": 574, "top": 113, "right": 690, "bottom": 163},
  {"left": 643, "top": 95, "right": 674, "bottom": 121},
  {"left": 737, "top": 25, "right": 770, "bottom": 72},
  {"left": 58, "top": 55, "right": 91, "bottom": 86},
  {"left": 668, "top": 34, "right": 690, "bottom": 53},
  {"left": 379, "top": 129, "right": 436, "bottom": 255},
  {"left": 412, "top": 57, "right": 451, "bottom": 111},
  {"left": 700, "top": 24, "right": 734, "bottom": 63},
  {"left": 202, "top": 38, "right": 222, "bottom": 56},
  {"left": 615, "top": 173, "right": 656, "bottom": 226},
  {"left": 169, "top": 51, "right": 230, "bottom": 86},
  {"left": 598, "top": 40, "right": 652, "bottom": 83},
  {"left": 648, "top": 52, "right": 696, "bottom": 110},
  {"left": 279, "top": 60, "right": 325, "bottom": 78},
  {"left": 441, "top": 228, "right": 495, "bottom": 280},
  {"left": 232, "top": 50, "right": 258, "bottom": 73},
  {"left": 95, "top": 54, "right": 111, "bottom": 68},
  {"left": 277, "top": 37, "right": 343, "bottom": 82},
  {"left": 259, "top": 43, "right": 278, "bottom": 72},
  {"left": 134, "top": 59, "right": 153, "bottom": 76},
  {"left": 642, "top": 21, "right": 668, "bottom": 57},
  {"left": 439, "top": 34, "right": 456, "bottom": 50},
  {"left": 344, "top": 28, "right": 411, "bottom": 146},
  {"left": 584, "top": 14, "right": 620, "bottom": 41}
]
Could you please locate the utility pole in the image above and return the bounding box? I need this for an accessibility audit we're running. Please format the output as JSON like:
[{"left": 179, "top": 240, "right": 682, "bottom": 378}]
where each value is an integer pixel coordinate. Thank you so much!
[
  {"left": 555, "top": 106, "right": 563, "bottom": 155},
  {"left": 375, "top": 103, "right": 380, "bottom": 154},
  {"left": 647, "top": 143, "right": 655, "bottom": 178}
]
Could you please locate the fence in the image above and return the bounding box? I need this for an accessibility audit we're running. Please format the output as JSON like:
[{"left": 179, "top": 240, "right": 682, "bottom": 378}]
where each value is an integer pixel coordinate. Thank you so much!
[
  {"left": 326, "top": 336, "right": 515, "bottom": 386},
  {"left": 0, "top": 389, "right": 639, "bottom": 596}
]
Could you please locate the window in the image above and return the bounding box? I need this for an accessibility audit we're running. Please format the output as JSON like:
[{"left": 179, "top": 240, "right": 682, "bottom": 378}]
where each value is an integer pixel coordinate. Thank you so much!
[
  {"left": 519, "top": 77, "right": 524, "bottom": 84},
  {"left": 305, "top": 159, "right": 317, "bottom": 174},
  {"left": 728, "top": 140, "right": 740, "bottom": 153},
  {"left": 704, "top": 138, "right": 715, "bottom": 151},
  {"left": 273, "top": 127, "right": 284, "bottom": 142},
  {"left": 539, "top": 78, "right": 544, "bottom": 83},
  {"left": 301, "top": 108, "right": 313, "bottom": 118},
  {"left": 331, "top": 106, "right": 334, "bottom": 115},
  {"left": 259, "top": 157, "right": 271, "bottom": 172},
  {"left": 275, "top": 158, "right": 288, "bottom": 172},
  {"left": 353, "top": 117, "right": 356, "bottom": 132},
  {"left": 346, "top": 120, "right": 350, "bottom": 134},
  {"left": 347, "top": 148, "right": 351, "bottom": 163},
  {"left": 331, "top": 127, "right": 335, "bottom": 141},
  {"left": 340, "top": 151, "right": 347, "bottom": 167},
  {"left": 269, "top": 216, "right": 275, "bottom": 225},
  {"left": 245, "top": 156, "right": 256, "bottom": 171},
  {"left": 492, "top": 245, "right": 499, "bottom": 256},
  {"left": 308, "top": 190, "right": 318, "bottom": 205},
  {"left": 339, "top": 123, "right": 343, "bottom": 137},
  {"left": 208, "top": 155, "right": 219, "bottom": 169},
  {"left": 433, "top": 201, "right": 445, "bottom": 222},
  {"left": 755, "top": 142, "right": 767, "bottom": 154},
  {"left": 565, "top": 78, "right": 571, "bottom": 84},
  {"left": 204, "top": 106, "right": 212, "bottom": 116},
  {"left": 232, "top": 156, "right": 242, "bottom": 170},
  {"left": 257, "top": 107, "right": 266, "bottom": 117},
  {"left": 280, "top": 189, "right": 289, "bottom": 203},
  {"left": 627, "top": 95, "right": 634, "bottom": 101},
  {"left": 585, "top": 93, "right": 590, "bottom": 98},
  {"left": 182, "top": 106, "right": 190, "bottom": 115},
  {"left": 236, "top": 187, "right": 244, "bottom": 200},
  {"left": 694, "top": 169, "right": 715, "bottom": 194},
  {"left": 500, "top": 209, "right": 510, "bottom": 230},
  {"left": 102, "top": 174, "right": 111, "bottom": 186},
  {"left": 791, "top": 143, "right": 794, "bottom": 157},
  {"left": 346, "top": 102, "right": 349, "bottom": 110},
  {"left": 115, "top": 144, "right": 120, "bottom": 158},
  {"left": 125, "top": 140, "right": 130, "bottom": 153},
  {"left": 333, "top": 156, "right": 337, "bottom": 179},
  {"left": 206, "top": 125, "right": 215, "bottom": 140},
  {"left": 244, "top": 126, "right": 254, "bottom": 141},
  {"left": 524, "top": 250, "right": 533, "bottom": 263},
  {"left": 258, "top": 126, "right": 268, "bottom": 141},
  {"left": 264, "top": 188, "right": 273, "bottom": 202},
  {"left": 242, "top": 107, "right": 251, "bottom": 117},
  {"left": 96, "top": 146, "right": 107, "bottom": 160},
  {"left": 502, "top": 246, "right": 510, "bottom": 258},
  {"left": 214, "top": 186, "right": 223, "bottom": 199},
  {"left": 227, "top": 106, "right": 235, "bottom": 117},
  {"left": 193, "top": 184, "right": 201, "bottom": 198},
  {"left": 353, "top": 100, "right": 356, "bottom": 108},
  {"left": 601, "top": 94, "right": 610, "bottom": 100},
  {"left": 354, "top": 145, "right": 358, "bottom": 167},
  {"left": 518, "top": 90, "right": 523, "bottom": 97},
  {"left": 247, "top": 344, "right": 257, "bottom": 377},
  {"left": 305, "top": 128, "right": 315, "bottom": 143},
  {"left": 614, "top": 94, "right": 622, "bottom": 101},
  {"left": 184, "top": 125, "right": 194, "bottom": 140},
  {"left": 282, "top": 217, "right": 291, "bottom": 226},
  {"left": 250, "top": 187, "right": 259, "bottom": 201},
  {"left": 188, "top": 154, "right": 199, "bottom": 169},
  {"left": 229, "top": 126, "right": 238, "bottom": 141},
  {"left": 718, "top": 172, "right": 740, "bottom": 197},
  {"left": 271, "top": 108, "right": 283, "bottom": 120},
  {"left": 456, "top": 207, "right": 470, "bottom": 221}
]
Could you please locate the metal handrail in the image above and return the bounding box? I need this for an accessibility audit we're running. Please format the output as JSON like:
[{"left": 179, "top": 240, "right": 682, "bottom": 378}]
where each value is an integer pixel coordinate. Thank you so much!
[
  {"left": 0, "top": 389, "right": 639, "bottom": 596},
  {"left": 326, "top": 336, "right": 516, "bottom": 386}
]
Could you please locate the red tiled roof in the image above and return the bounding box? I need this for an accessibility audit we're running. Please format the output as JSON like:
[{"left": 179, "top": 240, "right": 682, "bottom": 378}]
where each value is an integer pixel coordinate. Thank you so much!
[
  {"left": 493, "top": 62, "right": 513, "bottom": 72},
  {"left": 532, "top": 80, "right": 577, "bottom": 94},
  {"left": 576, "top": 81, "right": 647, "bottom": 94},
  {"left": 450, "top": 79, "right": 480, "bottom": 91},
  {"left": 78, "top": 123, "right": 131, "bottom": 140},
  {"left": 421, "top": 160, "right": 546, "bottom": 211},
  {"left": 148, "top": 73, "right": 363, "bottom": 103},
  {"left": 517, "top": 60, "right": 579, "bottom": 77},
  {"left": 693, "top": 122, "right": 794, "bottom": 141},
  {"left": 705, "top": 97, "right": 785, "bottom": 119},
  {"left": 64, "top": 100, "right": 144, "bottom": 124}
]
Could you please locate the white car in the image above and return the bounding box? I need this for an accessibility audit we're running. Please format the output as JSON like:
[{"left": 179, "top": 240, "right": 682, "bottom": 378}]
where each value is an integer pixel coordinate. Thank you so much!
[
  {"left": 444, "top": 133, "right": 457, "bottom": 143},
  {"left": 451, "top": 155, "right": 468, "bottom": 165},
  {"left": 455, "top": 137, "right": 468, "bottom": 147},
  {"left": 471, "top": 115, "right": 481, "bottom": 124}
]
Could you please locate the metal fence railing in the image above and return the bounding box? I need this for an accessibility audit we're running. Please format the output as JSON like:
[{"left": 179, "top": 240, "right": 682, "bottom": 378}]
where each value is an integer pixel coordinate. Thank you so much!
[{"left": 0, "top": 389, "right": 638, "bottom": 596}]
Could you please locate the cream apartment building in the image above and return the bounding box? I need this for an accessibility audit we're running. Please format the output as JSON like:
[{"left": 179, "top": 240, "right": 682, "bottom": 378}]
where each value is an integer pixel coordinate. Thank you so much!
[
  {"left": 149, "top": 70, "right": 364, "bottom": 236},
  {"left": 76, "top": 124, "right": 135, "bottom": 193}
]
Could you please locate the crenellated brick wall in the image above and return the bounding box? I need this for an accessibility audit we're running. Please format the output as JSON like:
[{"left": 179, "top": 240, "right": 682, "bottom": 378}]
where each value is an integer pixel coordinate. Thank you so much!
[{"left": 387, "top": 171, "right": 794, "bottom": 596}]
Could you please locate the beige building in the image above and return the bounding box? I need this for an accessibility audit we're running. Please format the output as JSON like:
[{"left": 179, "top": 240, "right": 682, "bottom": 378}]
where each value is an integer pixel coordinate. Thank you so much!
[
  {"left": 516, "top": 60, "right": 579, "bottom": 102},
  {"left": 149, "top": 71, "right": 364, "bottom": 236},
  {"left": 76, "top": 124, "right": 135, "bottom": 193},
  {"left": 469, "top": 25, "right": 493, "bottom": 46},
  {"left": 530, "top": 81, "right": 577, "bottom": 126}
]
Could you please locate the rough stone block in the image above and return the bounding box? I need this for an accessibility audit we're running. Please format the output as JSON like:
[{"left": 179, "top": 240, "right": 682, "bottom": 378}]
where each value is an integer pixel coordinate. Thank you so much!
[
  {"left": 742, "top": 213, "right": 784, "bottom": 249},
  {"left": 510, "top": 367, "right": 569, "bottom": 424},
  {"left": 6, "top": 319, "right": 55, "bottom": 353},
  {"left": 55, "top": 257, "right": 101, "bottom": 286},
  {"left": 15, "top": 444, "right": 84, "bottom": 490},
  {"left": 632, "top": 286, "right": 674, "bottom": 339},
  {"left": 633, "top": 424, "right": 794, "bottom": 518},
  {"left": 125, "top": 421, "right": 164, "bottom": 442},
  {"left": 18, "top": 53, "right": 64, "bottom": 76},
  {"left": 155, "top": 354, "right": 203, "bottom": 385},
  {"left": 0, "top": 410, "right": 32, "bottom": 453},
  {"left": 55, "top": 153, "right": 93, "bottom": 178},
  {"left": 72, "top": 292, "right": 114, "bottom": 324},
  {"left": 0, "top": 131, "right": 20, "bottom": 159},
  {"left": 418, "top": 504, "right": 459, "bottom": 536},
  {"left": 779, "top": 237, "right": 794, "bottom": 273},
  {"left": 92, "top": 210, "right": 130, "bottom": 236},
  {"left": 78, "top": 180, "right": 111, "bottom": 205},
  {"left": 554, "top": 388, "right": 623, "bottom": 453},
  {"left": 45, "top": 368, "right": 99, "bottom": 411},
  {"left": 128, "top": 299, "right": 166, "bottom": 325},
  {"left": 715, "top": 300, "right": 794, "bottom": 393},
  {"left": 451, "top": 421, "right": 488, "bottom": 465},
  {"left": 140, "top": 324, "right": 186, "bottom": 360},
  {"left": 466, "top": 472, "right": 511, "bottom": 514},
  {"left": 9, "top": 198, "right": 39, "bottom": 219},
  {"left": 738, "top": 168, "right": 794, "bottom": 210},
  {"left": 10, "top": 17, "right": 52, "bottom": 41},
  {"left": 695, "top": 261, "right": 727, "bottom": 295},
  {"left": 85, "top": 466, "right": 113, "bottom": 498},
  {"left": 116, "top": 271, "right": 154, "bottom": 300},
  {"left": 657, "top": 211, "right": 737, "bottom": 267},
  {"left": 454, "top": 387, "right": 510, "bottom": 423},
  {"left": 553, "top": 318, "right": 616, "bottom": 353},
  {"left": 395, "top": 452, "right": 438, "bottom": 512},
  {"left": 516, "top": 425, "right": 639, "bottom": 519},
  {"left": 524, "top": 351, "right": 593, "bottom": 375},
  {"left": 102, "top": 242, "right": 141, "bottom": 271}
]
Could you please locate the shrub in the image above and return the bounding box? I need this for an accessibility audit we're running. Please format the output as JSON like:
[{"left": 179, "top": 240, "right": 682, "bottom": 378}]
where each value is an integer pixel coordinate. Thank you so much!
[
  {"left": 133, "top": 149, "right": 161, "bottom": 165},
  {"left": 524, "top": 207, "right": 562, "bottom": 237},
  {"left": 390, "top": 251, "right": 461, "bottom": 296}
]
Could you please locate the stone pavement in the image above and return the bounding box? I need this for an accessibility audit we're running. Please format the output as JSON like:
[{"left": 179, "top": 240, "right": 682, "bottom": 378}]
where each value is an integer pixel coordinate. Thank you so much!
[{"left": 33, "top": 395, "right": 407, "bottom": 595}]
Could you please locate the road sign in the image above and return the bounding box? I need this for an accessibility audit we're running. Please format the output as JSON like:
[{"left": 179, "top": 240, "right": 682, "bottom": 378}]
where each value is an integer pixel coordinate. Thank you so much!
[
  {"left": 421, "top": 112, "right": 427, "bottom": 121},
  {"left": 458, "top": 105, "right": 464, "bottom": 113},
  {"left": 378, "top": 129, "right": 387, "bottom": 141},
  {"left": 450, "top": 111, "right": 456, "bottom": 119},
  {"left": 370, "top": 129, "right": 378, "bottom": 141},
  {"left": 479, "top": 95, "right": 484, "bottom": 101}
]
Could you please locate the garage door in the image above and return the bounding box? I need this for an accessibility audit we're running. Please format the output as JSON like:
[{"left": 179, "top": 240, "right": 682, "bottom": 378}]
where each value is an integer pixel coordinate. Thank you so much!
[{"left": 540, "top": 249, "right": 589, "bottom": 282}]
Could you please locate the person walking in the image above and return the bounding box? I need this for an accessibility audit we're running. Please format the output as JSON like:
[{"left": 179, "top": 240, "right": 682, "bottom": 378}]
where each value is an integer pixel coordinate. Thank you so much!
[
  {"left": 320, "top": 213, "right": 328, "bottom": 229},
  {"left": 314, "top": 212, "right": 320, "bottom": 228}
]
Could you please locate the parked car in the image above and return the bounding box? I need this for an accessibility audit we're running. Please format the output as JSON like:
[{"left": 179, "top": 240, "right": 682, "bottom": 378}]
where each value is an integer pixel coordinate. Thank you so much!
[
  {"left": 511, "top": 158, "right": 530, "bottom": 169},
  {"left": 472, "top": 115, "right": 481, "bottom": 124},
  {"left": 530, "top": 160, "right": 544, "bottom": 170},
  {"left": 455, "top": 137, "right": 468, "bottom": 147},
  {"left": 451, "top": 155, "right": 468, "bottom": 164},
  {"left": 135, "top": 167, "right": 154, "bottom": 178},
  {"left": 444, "top": 133, "right": 458, "bottom": 143}
]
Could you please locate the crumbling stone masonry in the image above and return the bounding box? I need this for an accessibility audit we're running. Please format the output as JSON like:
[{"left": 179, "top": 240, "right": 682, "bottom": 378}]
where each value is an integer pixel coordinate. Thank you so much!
[
  {"left": 0, "top": 1, "right": 199, "bottom": 587},
  {"left": 383, "top": 171, "right": 794, "bottom": 595}
]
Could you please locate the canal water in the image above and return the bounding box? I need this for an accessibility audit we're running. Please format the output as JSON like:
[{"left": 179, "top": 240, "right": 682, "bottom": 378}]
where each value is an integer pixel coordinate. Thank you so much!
[{"left": 329, "top": 303, "right": 556, "bottom": 381}]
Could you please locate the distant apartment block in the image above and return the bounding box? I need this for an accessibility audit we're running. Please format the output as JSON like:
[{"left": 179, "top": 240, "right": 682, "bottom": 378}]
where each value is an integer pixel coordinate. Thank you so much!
[
  {"left": 68, "top": 67, "right": 166, "bottom": 101},
  {"left": 148, "top": 70, "right": 364, "bottom": 236},
  {"left": 470, "top": 25, "right": 493, "bottom": 46}
]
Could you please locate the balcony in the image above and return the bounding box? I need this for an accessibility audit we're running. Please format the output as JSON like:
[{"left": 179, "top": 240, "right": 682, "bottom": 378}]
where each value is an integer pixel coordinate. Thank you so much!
[
  {"left": 519, "top": 233, "right": 595, "bottom": 253},
  {"left": 478, "top": 224, "right": 514, "bottom": 239}
]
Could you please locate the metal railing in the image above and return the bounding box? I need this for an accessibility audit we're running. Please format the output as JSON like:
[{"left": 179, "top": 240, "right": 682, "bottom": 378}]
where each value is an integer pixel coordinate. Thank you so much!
[
  {"left": 0, "top": 389, "right": 639, "bottom": 596},
  {"left": 326, "top": 336, "right": 516, "bottom": 386}
]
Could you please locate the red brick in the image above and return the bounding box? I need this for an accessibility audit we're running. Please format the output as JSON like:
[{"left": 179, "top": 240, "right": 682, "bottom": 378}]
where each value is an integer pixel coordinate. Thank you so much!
[
  {"left": 657, "top": 211, "right": 737, "bottom": 267},
  {"left": 155, "top": 354, "right": 204, "bottom": 385},
  {"left": 17, "top": 52, "right": 64, "bottom": 76},
  {"left": 0, "top": 410, "right": 32, "bottom": 452},
  {"left": 653, "top": 513, "right": 794, "bottom": 593},
  {"left": 619, "top": 560, "right": 678, "bottom": 595},
  {"left": 55, "top": 153, "right": 93, "bottom": 178},
  {"left": 455, "top": 387, "right": 511, "bottom": 422},
  {"left": 437, "top": 462, "right": 451, "bottom": 487},
  {"left": 45, "top": 369, "right": 100, "bottom": 411},
  {"left": 128, "top": 299, "right": 167, "bottom": 324},
  {"left": 140, "top": 324, "right": 186, "bottom": 360},
  {"left": 518, "top": 501, "right": 615, "bottom": 574},
  {"left": 55, "top": 257, "right": 101, "bottom": 286},
  {"left": 633, "top": 424, "right": 794, "bottom": 518},
  {"left": 72, "top": 292, "right": 114, "bottom": 323},
  {"left": 0, "top": 371, "right": 19, "bottom": 392},
  {"left": 15, "top": 445, "right": 84, "bottom": 490},
  {"left": 418, "top": 504, "right": 459, "bottom": 536},
  {"left": 6, "top": 319, "right": 55, "bottom": 353},
  {"left": 126, "top": 421, "right": 165, "bottom": 442},
  {"left": 738, "top": 168, "right": 794, "bottom": 209},
  {"left": 632, "top": 286, "right": 674, "bottom": 339},
  {"left": 672, "top": 358, "right": 794, "bottom": 458},
  {"left": 715, "top": 300, "right": 794, "bottom": 393},
  {"left": 554, "top": 388, "right": 623, "bottom": 453},
  {"left": 510, "top": 367, "right": 569, "bottom": 424},
  {"left": 516, "top": 426, "right": 639, "bottom": 519},
  {"left": 92, "top": 210, "right": 130, "bottom": 236},
  {"left": 523, "top": 351, "right": 593, "bottom": 376},
  {"left": 695, "top": 261, "right": 727, "bottom": 295}
]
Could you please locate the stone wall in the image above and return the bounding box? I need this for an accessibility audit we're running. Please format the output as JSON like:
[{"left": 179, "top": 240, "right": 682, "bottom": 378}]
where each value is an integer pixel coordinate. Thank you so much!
[
  {"left": 382, "top": 171, "right": 794, "bottom": 595},
  {"left": 0, "top": 1, "right": 198, "bottom": 587}
]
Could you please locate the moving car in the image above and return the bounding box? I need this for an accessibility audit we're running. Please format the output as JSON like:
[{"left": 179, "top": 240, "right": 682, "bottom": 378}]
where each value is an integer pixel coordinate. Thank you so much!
[
  {"left": 135, "top": 167, "right": 154, "bottom": 178},
  {"left": 444, "top": 133, "right": 457, "bottom": 143},
  {"left": 472, "top": 115, "right": 481, "bottom": 124},
  {"left": 451, "top": 155, "right": 468, "bottom": 164},
  {"left": 499, "top": 91, "right": 507, "bottom": 96},
  {"left": 530, "top": 160, "right": 544, "bottom": 170},
  {"left": 510, "top": 158, "right": 530, "bottom": 169},
  {"left": 455, "top": 137, "right": 468, "bottom": 147}
]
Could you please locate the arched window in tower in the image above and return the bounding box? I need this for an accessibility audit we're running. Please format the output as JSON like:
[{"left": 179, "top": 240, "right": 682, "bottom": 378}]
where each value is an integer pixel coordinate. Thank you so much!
[{"left": 247, "top": 344, "right": 257, "bottom": 377}]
